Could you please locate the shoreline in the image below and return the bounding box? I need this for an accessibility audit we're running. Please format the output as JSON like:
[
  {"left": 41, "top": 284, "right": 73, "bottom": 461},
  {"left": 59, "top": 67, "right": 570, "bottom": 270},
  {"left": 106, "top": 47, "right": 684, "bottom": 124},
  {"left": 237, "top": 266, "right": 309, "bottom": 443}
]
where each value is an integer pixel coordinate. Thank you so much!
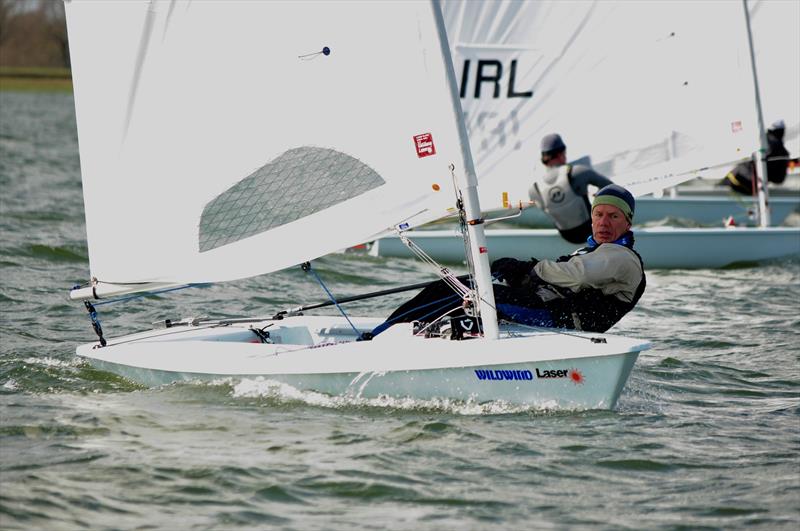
[{"left": 0, "top": 67, "right": 73, "bottom": 92}]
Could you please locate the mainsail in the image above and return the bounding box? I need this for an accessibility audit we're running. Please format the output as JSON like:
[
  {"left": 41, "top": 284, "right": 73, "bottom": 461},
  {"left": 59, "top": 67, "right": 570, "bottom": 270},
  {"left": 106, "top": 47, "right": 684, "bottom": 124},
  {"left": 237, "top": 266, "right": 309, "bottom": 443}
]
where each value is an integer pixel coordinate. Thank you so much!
[
  {"left": 747, "top": 0, "right": 800, "bottom": 156},
  {"left": 442, "top": 0, "right": 799, "bottom": 204},
  {"left": 66, "top": 1, "right": 472, "bottom": 287}
]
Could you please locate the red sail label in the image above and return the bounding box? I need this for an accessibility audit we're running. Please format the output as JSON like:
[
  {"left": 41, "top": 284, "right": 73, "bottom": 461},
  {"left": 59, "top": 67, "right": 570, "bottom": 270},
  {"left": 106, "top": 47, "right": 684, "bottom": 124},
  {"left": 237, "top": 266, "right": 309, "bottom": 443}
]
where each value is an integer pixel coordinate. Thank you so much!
[{"left": 413, "top": 133, "right": 436, "bottom": 158}]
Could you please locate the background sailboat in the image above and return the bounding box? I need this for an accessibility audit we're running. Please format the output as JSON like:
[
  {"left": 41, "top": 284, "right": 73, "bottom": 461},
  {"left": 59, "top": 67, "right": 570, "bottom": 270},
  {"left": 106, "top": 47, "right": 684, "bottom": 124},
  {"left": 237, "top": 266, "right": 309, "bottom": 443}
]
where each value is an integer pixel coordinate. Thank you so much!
[
  {"left": 372, "top": 0, "right": 800, "bottom": 267},
  {"left": 65, "top": 0, "right": 648, "bottom": 410},
  {"left": 507, "top": 195, "right": 799, "bottom": 229},
  {"left": 447, "top": 0, "right": 798, "bottom": 207}
]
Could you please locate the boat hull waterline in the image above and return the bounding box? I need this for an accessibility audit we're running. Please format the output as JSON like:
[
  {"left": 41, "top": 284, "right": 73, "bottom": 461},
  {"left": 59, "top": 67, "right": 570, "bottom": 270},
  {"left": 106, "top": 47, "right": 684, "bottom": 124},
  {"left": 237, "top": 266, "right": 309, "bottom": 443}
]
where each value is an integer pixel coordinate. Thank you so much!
[{"left": 76, "top": 316, "right": 648, "bottom": 411}]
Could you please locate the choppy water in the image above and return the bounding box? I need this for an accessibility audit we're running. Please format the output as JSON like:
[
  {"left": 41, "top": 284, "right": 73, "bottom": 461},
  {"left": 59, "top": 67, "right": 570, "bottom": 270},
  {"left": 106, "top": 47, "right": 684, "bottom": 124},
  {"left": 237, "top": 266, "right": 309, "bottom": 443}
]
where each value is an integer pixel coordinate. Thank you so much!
[{"left": 1, "top": 91, "right": 799, "bottom": 530}]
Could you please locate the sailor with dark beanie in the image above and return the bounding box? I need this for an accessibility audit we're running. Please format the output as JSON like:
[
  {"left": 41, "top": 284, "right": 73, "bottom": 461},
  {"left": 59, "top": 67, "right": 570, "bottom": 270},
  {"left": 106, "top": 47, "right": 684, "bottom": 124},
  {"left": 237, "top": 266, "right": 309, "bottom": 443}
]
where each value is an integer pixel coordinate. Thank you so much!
[
  {"left": 722, "top": 119, "right": 791, "bottom": 194},
  {"left": 384, "top": 184, "right": 646, "bottom": 333}
]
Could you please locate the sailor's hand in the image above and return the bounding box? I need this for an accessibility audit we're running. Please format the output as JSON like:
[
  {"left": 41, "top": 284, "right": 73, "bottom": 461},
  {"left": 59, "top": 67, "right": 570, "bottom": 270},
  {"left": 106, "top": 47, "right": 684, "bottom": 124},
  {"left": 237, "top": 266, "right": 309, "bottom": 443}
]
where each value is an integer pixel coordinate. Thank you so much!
[{"left": 491, "top": 257, "right": 536, "bottom": 286}]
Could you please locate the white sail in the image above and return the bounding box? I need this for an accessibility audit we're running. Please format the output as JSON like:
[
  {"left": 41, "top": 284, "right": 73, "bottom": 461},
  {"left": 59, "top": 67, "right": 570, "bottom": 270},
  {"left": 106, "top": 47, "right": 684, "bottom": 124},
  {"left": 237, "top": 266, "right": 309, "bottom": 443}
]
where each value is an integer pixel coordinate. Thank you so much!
[
  {"left": 749, "top": 0, "right": 799, "bottom": 157},
  {"left": 66, "top": 1, "right": 471, "bottom": 286},
  {"left": 441, "top": 0, "right": 794, "bottom": 206}
]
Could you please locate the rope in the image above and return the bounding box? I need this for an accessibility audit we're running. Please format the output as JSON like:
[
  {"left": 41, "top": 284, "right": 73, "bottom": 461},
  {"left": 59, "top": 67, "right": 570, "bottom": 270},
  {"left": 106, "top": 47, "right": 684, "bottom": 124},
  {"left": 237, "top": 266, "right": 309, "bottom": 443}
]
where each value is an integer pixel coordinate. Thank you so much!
[
  {"left": 91, "top": 284, "right": 205, "bottom": 306},
  {"left": 412, "top": 305, "right": 466, "bottom": 337},
  {"left": 389, "top": 165, "right": 485, "bottom": 336},
  {"left": 370, "top": 293, "right": 461, "bottom": 337},
  {"left": 83, "top": 300, "right": 106, "bottom": 347},
  {"left": 398, "top": 235, "right": 471, "bottom": 300},
  {"left": 71, "top": 283, "right": 206, "bottom": 347},
  {"left": 497, "top": 318, "right": 607, "bottom": 343},
  {"left": 304, "top": 263, "right": 363, "bottom": 339},
  {"left": 451, "top": 165, "right": 477, "bottom": 293}
]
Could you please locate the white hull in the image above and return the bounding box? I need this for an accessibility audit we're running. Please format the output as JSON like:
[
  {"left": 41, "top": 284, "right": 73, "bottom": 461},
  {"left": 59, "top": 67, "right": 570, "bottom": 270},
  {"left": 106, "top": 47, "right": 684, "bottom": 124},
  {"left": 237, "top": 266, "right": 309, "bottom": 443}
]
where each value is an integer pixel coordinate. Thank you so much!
[
  {"left": 371, "top": 227, "right": 800, "bottom": 268},
  {"left": 506, "top": 195, "right": 799, "bottom": 228},
  {"left": 76, "top": 315, "right": 648, "bottom": 411},
  {"left": 669, "top": 174, "right": 800, "bottom": 197}
]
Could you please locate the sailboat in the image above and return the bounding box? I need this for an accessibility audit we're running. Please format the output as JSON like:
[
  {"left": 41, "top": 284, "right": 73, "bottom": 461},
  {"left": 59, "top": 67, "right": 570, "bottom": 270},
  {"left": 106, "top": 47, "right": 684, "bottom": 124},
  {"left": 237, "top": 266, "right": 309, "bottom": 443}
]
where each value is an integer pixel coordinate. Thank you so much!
[
  {"left": 65, "top": 0, "right": 648, "bottom": 410},
  {"left": 372, "top": 0, "right": 800, "bottom": 268},
  {"left": 505, "top": 194, "right": 799, "bottom": 229}
]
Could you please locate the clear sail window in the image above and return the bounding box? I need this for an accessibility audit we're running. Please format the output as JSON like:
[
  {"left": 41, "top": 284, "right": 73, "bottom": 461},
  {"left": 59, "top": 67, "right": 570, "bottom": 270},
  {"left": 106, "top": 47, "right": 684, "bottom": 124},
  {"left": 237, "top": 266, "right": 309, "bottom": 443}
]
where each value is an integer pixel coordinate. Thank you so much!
[{"left": 199, "top": 147, "right": 385, "bottom": 252}]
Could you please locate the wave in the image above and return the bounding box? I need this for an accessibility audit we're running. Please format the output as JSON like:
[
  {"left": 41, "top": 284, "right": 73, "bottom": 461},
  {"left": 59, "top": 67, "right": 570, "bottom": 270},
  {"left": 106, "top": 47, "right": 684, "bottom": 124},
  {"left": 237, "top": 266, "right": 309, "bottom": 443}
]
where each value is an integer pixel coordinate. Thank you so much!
[
  {"left": 12, "top": 244, "right": 87, "bottom": 263},
  {"left": 228, "top": 376, "right": 570, "bottom": 416}
]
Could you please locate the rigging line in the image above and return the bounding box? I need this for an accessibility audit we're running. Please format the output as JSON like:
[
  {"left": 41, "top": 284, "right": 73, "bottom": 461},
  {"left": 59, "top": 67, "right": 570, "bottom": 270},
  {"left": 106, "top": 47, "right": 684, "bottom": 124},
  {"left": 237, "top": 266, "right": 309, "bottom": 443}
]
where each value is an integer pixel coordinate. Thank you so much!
[
  {"left": 399, "top": 235, "right": 470, "bottom": 298},
  {"left": 370, "top": 293, "right": 461, "bottom": 337},
  {"left": 92, "top": 284, "right": 204, "bottom": 306},
  {"left": 73, "top": 279, "right": 172, "bottom": 289},
  {"left": 471, "top": 291, "right": 500, "bottom": 336},
  {"left": 449, "top": 164, "right": 481, "bottom": 323},
  {"left": 396, "top": 232, "right": 455, "bottom": 282},
  {"left": 401, "top": 238, "right": 444, "bottom": 274},
  {"left": 413, "top": 305, "right": 467, "bottom": 337},
  {"left": 98, "top": 323, "right": 227, "bottom": 348},
  {"left": 303, "top": 263, "right": 363, "bottom": 339},
  {"left": 272, "top": 279, "right": 442, "bottom": 318},
  {"left": 83, "top": 300, "right": 106, "bottom": 347},
  {"left": 393, "top": 166, "right": 479, "bottom": 325},
  {"left": 441, "top": 269, "right": 471, "bottom": 298},
  {"left": 498, "top": 319, "right": 607, "bottom": 343}
]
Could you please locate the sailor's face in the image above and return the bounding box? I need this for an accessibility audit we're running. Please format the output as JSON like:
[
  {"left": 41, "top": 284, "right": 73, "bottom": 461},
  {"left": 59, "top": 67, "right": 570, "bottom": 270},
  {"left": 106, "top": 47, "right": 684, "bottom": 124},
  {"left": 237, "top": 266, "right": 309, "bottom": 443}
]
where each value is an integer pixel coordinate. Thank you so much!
[{"left": 591, "top": 204, "right": 631, "bottom": 243}]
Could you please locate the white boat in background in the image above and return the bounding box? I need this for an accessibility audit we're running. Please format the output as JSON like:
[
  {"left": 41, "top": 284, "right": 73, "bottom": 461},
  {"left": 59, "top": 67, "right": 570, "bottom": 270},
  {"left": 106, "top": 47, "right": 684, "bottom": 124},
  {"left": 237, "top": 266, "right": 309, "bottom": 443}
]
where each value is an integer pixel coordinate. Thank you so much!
[
  {"left": 665, "top": 170, "right": 800, "bottom": 198},
  {"left": 64, "top": 0, "right": 648, "bottom": 411},
  {"left": 481, "top": 164, "right": 800, "bottom": 230},
  {"left": 375, "top": 0, "right": 800, "bottom": 267},
  {"left": 370, "top": 227, "right": 800, "bottom": 269},
  {"left": 442, "top": 0, "right": 797, "bottom": 208},
  {"left": 502, "top": 195, "right": 799, "bottom": 229}
]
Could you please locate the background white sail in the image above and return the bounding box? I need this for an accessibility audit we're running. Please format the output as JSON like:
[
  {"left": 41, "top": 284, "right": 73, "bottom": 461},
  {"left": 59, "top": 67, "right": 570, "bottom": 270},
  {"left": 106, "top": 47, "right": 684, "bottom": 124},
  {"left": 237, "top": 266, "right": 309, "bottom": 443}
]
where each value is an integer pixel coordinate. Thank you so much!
[
  {"left": 66, "top": 0, "right": 468, "bottom": 286},
  {"left": 442, "top": 0, "right": 799, "bottom": 204},
  {"left": 748, "top": 0, "right": 799, "bottom": 155}
]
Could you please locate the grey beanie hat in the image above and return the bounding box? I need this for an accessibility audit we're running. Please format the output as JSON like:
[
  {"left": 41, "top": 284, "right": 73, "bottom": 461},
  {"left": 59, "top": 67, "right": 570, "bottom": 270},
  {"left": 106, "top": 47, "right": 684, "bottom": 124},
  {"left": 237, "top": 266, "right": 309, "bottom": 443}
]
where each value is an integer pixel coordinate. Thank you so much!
[{"left": 540, "top": 133, "right": 566, "bottom": 153}]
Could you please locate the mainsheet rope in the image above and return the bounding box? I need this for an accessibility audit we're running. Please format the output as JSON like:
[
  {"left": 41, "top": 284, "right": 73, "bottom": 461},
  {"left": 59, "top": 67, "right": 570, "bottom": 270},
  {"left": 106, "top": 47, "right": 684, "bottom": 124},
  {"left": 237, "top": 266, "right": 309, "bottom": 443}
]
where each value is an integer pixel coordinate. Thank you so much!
[
  {"left": 72, "top": 283, "right": 206, "bottom": 347},
  {"left": 91, "top": 284, "right": 203, "bottom": 306},
  {"left": 390, "top": 166, "right": 482, "bottom": 333},
  {"left": 302, "top": 263, "right": 363, "bottom": 339}
]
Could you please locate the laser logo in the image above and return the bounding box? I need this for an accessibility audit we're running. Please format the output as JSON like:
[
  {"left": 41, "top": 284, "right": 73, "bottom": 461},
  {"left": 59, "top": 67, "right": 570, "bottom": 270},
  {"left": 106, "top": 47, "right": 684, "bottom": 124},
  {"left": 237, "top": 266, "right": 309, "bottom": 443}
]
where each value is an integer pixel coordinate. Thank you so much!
[{"left": 474, "top": 367, "right": 585, "bottom": 384}]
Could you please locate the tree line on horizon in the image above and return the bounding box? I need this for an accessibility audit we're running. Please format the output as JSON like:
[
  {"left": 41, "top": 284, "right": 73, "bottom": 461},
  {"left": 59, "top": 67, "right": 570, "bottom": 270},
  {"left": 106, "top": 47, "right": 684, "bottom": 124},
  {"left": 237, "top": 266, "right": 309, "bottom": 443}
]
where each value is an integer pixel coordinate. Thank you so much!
[{"left": 0, "top": 0, "right": 69, "bottom": 69}]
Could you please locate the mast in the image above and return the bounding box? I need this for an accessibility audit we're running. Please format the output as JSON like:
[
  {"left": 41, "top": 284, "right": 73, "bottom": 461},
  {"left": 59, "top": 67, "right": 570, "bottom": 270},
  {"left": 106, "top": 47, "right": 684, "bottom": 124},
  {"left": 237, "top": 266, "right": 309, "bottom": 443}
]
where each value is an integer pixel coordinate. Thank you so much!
[
  {"left": 431, "top": 0, "right": 499, "bottom": 339},
  {"left": 742, "top": 0, "right": 771, "bottom": 227}
]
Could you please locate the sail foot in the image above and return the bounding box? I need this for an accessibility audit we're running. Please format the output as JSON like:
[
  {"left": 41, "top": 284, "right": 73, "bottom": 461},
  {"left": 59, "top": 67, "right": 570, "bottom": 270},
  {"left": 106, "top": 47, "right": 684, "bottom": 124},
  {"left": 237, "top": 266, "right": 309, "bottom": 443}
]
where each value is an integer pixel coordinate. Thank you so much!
[{"left": 69, "top": 281, "right": 186, "bottom": 301}]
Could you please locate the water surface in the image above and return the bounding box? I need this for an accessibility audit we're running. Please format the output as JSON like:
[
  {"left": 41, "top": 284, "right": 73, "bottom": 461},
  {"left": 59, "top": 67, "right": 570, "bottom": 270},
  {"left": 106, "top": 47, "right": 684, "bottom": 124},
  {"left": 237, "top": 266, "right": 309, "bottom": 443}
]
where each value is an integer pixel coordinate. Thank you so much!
[{"left": 1, "top": 91, "right": 798, "bottom": 530}]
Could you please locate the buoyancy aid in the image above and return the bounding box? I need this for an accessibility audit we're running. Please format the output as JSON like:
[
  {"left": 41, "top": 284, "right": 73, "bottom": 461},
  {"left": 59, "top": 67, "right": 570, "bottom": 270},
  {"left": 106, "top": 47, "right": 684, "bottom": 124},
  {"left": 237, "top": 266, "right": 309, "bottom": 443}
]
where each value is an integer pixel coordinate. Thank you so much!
[
  {"left": 533, "top": 164, "right": 591, "bottom": 231},
  {"left": 547, "top": 232, "right": 646, "bottom": 332}
]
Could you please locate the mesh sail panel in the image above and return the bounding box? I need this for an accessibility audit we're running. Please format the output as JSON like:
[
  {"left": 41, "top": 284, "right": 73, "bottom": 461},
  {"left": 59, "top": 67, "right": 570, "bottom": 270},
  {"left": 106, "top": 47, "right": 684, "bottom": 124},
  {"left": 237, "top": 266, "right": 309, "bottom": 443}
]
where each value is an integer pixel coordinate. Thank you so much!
[{"left": 198, "top": 147, "right": 384, "bottom": 252}]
